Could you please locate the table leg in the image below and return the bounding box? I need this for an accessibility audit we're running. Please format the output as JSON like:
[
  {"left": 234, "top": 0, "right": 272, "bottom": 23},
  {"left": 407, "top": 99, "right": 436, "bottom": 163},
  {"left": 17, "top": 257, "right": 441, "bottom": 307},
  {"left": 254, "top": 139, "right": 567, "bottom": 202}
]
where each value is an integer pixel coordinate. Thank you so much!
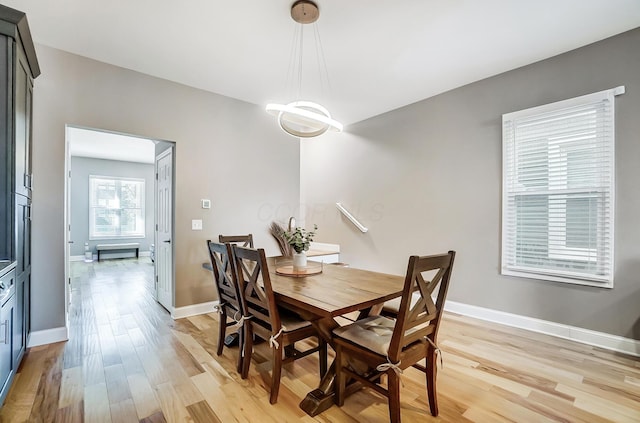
[
  {"left": 299, "top": 315, "right": 356, "bottom": 416},
  {"left": 277, "top": 304, "right": 372, "bottom": 416}
]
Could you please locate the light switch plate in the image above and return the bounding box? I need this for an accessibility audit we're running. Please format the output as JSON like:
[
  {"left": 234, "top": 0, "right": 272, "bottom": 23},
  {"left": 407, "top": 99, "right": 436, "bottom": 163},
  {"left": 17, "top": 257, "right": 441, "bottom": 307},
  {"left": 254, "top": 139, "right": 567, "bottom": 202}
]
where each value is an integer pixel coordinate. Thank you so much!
[
  {"left": 192, "top": 219, "right": 203, "bottom": 230},
  {"left": 201, "top": 199, "right": 211, "bottom": 209}
]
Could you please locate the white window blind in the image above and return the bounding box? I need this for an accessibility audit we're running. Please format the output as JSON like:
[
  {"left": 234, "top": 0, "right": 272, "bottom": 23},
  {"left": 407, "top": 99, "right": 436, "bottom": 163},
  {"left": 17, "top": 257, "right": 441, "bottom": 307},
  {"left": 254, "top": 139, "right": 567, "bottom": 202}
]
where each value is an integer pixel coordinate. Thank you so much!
[
  {"left": 502, "top": 87, "right": 623, "bottom": 288},
  {"left": 89, "top": 176, "right": 145, "bottom": 239}
]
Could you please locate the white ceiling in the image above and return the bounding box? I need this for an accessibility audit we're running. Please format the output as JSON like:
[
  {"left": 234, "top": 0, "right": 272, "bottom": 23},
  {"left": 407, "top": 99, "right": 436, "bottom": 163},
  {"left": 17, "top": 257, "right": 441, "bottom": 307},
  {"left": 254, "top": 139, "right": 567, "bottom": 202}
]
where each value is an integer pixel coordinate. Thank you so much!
[
  {"left": 5, "top": 0, "right": 640, "bottom": 127},
  {"left": 68, "top": 127, "right": 156, "bottom": 164}
]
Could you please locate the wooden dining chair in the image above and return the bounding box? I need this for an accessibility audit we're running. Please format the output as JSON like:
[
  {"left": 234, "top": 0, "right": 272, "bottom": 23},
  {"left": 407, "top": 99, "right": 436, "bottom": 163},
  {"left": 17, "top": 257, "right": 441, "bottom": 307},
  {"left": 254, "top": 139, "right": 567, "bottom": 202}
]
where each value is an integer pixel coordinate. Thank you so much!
[
  {"left": 207, "top": 240, "right": 244, "bottom": 373},
  {"left": 332, "top": 251, "right": 456, "bottom": 423},
  {"left": 218, "top": 234, "right": 254, "bottom": 248},
  {"left": 231, "top": 245, "right": 328, "bottom": 404}
]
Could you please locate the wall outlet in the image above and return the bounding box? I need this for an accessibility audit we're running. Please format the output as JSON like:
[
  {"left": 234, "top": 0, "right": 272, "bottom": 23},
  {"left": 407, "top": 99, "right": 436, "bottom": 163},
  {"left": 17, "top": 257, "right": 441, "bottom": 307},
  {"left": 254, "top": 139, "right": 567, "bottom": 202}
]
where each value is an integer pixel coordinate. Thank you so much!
[{"left": 192, "top": 219, "right": 203, "bottom": 230}]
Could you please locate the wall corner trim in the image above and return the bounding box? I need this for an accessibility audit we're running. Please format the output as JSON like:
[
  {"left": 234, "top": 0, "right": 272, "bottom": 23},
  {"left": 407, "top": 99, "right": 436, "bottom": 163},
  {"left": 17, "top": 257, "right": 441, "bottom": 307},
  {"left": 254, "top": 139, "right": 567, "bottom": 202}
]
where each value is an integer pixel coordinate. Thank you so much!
[
  {"left": 171, "top": 301, "right": 219, "bottom": 320},
  {"left": 27, "top": 326, "right": 69, "bottom": 348},
  {"left": 445, "top": 301, "right": 640, "bottom": 357}
]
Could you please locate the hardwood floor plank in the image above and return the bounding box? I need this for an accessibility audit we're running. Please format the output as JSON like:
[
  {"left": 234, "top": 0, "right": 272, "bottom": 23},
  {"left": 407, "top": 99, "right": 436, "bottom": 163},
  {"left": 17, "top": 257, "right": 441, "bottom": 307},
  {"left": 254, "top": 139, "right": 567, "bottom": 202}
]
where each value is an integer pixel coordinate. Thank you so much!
[
  {"left": 185, "top": 314, "right": 215, "bottom": 331},
  {"left": 104, "top": 364, "right": 133, "bottom": 404},
  {"left": 138, "top": 411, "right": 168, "bottom": 423},
  {"left": 114, "top": 333, "right": 145, "bottom": 376},
  {"left": 126, "top": 373, "right": 161, "bottom": 420},
  {"left": 84, "top": 383, "right": 112, "bottom": 423},
  {"left": 58, "top": 366, "right": 83, "bottom": 409},
  {"left": 527, "top": 390, "right": 614, "bottom": 423},
  {"left": 55, "top": 400, "right": 84, "bottom": 423},
  {"left": 135, "top": 345, "right": 171, "bottom": 386},
  {"left": 171, "top": 329, "right": 216, "bottom": 364},
  {"left": 84, "top": 352, "right": 106, "bottom": 386},
  {"left": 625, "top": 375, "right": 640, "bottom": 388},
  {"left": 29, "top": 343, "right": 64, "bottom": 423},
  {"left": 155, "top": 382, "right": 192, "bottom": 423},
  {"left": 167, "top": 336, "right": 206, "bottom": 377},
  {"left": 556, "top": 383, "right": 640, "bottom": 422},
  {"left": 109, "top": 398, "right": 139, "bottom": 423},
  {"left": 190, "top": 371, "right": 239, "bottom": 423},
  {"left": 185, "top": 400, "right": 222, "bottom": 423},
  {"left": 0, "top": 347, "right": 49, "bottom": 421}
]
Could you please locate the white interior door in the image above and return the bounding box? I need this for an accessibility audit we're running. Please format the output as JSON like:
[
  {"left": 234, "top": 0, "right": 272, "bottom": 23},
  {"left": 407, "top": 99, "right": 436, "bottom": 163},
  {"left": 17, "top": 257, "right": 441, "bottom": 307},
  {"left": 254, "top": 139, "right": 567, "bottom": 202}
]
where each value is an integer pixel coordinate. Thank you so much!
[{"left": 155, "top": 148, "right": 173, "bottom": 311}]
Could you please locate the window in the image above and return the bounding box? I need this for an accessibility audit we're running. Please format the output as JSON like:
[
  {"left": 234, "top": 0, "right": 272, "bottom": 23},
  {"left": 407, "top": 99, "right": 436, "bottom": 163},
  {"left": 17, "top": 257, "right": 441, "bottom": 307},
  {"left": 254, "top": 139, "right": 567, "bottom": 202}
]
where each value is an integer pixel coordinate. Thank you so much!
[
  {"left": 89, "top": 176, "right": 145, "bottom": 239},
  {"left": 502, "top": 87, "right": 623, "bottom": 288}
]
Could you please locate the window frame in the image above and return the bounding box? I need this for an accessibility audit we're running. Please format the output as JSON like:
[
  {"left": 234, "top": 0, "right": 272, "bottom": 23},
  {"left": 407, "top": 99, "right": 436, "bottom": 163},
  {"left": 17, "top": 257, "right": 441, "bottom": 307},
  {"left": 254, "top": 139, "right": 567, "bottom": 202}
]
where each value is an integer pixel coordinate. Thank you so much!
[
  {"left": 89, "top": 175, "right": 146, "bottom": 240},
  {"left": 501, "top": 87, "right": 623, "bottom": 288}
]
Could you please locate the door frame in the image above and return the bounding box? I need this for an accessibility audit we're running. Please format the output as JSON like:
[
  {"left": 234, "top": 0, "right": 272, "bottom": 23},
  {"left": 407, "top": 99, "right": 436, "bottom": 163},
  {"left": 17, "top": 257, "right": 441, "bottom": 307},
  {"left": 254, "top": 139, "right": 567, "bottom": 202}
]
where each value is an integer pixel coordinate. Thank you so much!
[
  {"left": 63, "top": 125, "right": 176, "bottom": 325},
  {"left": 63, "top": 126, "right": 71, "bottom": 325}
]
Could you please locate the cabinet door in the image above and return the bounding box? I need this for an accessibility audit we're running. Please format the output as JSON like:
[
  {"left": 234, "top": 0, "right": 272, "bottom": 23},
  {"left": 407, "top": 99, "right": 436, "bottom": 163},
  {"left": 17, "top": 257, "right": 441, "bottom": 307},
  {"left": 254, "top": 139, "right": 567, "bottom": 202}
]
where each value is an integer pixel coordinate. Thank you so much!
[
  {"left": 23, "top": 272, "right": 29, "bottom": 346},
  {"left": 13, "top": 196, "right": 30, "bottom": 363},
  {"left": 0, "top": 293, "right": 14, "bottom": 402},
  {"left": 14, "top": 43, "right": 31, "bottom": 198},
  {"left": 13, "top": 275, "right": 23, "bottom": 365},
  {"left": 0, "top": 36, "right": 11, "bottom": 261}
]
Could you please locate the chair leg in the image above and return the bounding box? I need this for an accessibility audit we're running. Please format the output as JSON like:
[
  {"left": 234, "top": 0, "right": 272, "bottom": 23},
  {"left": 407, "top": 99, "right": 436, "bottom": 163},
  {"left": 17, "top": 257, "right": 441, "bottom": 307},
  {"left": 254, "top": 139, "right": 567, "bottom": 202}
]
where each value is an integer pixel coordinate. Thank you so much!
[
  {"left": 216, "top": 310, "right": 227, "bottom": 356},
  {"left": 241, "top": 324, "right": 253, "bottom": 379},
  {"left": 270, "top": 344, "right": 283, "bottom": 404},
  {"left": 335, "top": 344, "right": 346, "bottom": 407},
  {"left": 236, "top": 326, "right": 244, "bottom": 374},
  {"left": 426, "top": 345, "right": 439, "bottom": 416},
  {"left": 318, "top": 337, "right": 327, "bottom": 378},
  {"left": 387, "top": 370, "right": 402, "bottom": 423}
]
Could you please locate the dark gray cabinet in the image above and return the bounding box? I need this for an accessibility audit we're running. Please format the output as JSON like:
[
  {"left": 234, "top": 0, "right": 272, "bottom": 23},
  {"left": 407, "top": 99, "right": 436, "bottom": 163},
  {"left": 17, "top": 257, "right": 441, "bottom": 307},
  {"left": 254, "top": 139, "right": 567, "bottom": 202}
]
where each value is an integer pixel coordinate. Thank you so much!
[{"left": 0, "top": 4, "right": 39, "bottom": 408}]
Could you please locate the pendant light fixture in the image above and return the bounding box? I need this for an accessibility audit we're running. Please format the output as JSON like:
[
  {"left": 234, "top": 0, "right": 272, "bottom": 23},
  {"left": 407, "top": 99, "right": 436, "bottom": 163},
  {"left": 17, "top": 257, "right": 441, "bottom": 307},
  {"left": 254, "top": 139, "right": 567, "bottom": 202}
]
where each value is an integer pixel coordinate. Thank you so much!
[{"left": 266, "top": 0, "right": 343, "bottom": 138}]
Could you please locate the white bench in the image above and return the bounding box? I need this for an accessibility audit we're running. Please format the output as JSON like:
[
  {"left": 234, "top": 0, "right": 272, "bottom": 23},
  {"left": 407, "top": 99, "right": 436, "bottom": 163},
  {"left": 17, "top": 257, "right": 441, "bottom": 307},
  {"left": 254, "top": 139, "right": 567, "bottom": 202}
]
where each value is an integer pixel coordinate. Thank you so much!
[{"left": 96, "top": 243, "right": 140, "bottom": 261}]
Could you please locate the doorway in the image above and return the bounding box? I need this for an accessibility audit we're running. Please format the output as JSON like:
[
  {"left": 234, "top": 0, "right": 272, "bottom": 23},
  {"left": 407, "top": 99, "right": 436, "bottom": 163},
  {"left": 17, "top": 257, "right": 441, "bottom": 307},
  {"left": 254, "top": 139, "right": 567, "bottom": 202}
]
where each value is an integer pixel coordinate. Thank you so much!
[{"left": 63, "top": 126, "right": 176, "bottom": 319}]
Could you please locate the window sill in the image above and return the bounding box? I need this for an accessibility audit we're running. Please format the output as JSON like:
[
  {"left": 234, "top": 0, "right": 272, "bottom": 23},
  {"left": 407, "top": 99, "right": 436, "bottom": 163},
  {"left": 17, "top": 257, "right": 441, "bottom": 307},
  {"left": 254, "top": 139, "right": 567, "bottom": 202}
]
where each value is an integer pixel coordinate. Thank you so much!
[{"left": 501, "top": 268, "right": 613, "bottom": 289}]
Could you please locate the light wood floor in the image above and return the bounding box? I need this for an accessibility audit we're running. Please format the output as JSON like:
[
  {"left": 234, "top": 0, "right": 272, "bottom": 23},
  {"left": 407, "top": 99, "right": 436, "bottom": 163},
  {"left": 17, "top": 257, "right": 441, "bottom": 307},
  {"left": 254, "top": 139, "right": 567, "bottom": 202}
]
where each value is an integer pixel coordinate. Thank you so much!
[{"left": 1, "top": 258, "right": 639, "bottom": 422}]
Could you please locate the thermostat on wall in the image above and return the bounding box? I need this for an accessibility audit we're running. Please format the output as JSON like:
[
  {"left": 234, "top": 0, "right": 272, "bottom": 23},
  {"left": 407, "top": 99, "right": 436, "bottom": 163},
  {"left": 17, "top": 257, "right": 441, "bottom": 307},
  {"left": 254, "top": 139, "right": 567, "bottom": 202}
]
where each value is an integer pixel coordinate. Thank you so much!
[{"left": 201, "top": 199, "right": 211, "bottom": 209}]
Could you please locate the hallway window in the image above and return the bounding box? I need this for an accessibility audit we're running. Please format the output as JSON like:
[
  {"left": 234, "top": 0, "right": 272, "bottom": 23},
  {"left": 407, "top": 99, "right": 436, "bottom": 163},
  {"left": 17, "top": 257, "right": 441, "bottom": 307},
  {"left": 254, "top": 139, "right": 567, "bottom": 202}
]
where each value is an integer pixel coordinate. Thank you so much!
[{"left": 89, "top": 176, "right": 145, "bottom": 239}]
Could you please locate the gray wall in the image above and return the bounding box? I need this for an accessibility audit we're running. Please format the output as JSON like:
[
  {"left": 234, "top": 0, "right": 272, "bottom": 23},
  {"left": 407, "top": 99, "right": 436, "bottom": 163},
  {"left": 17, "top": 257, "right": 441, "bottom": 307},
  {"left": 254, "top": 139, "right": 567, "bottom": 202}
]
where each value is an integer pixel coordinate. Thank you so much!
[
  {"left": 69, "top": 156, "right": 155, "bottom": 257},
  {"left": 302, "top": 28, "right": 640, "bottom": 340},
  {"left": 31, "top": 45, "right": 300, "bottom": 331}
]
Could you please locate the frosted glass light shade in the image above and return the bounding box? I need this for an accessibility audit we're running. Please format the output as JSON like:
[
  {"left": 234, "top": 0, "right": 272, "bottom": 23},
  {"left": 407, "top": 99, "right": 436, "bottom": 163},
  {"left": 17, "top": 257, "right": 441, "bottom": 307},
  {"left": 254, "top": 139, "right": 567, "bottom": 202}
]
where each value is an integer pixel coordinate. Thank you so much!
[{"left": 266, "top": 101, "right": 343, "bottom": 138}]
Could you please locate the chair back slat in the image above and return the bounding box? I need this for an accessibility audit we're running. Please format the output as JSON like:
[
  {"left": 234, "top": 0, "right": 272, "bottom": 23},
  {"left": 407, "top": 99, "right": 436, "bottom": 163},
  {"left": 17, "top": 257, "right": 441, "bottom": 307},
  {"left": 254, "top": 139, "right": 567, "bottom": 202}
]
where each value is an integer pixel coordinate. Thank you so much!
[
  {"left": 232, "top": 245, "right": 280, "bottom": 333},
  {"left": 388, "top": 251, "right": 456, "bottom": 362},
  {"left": 207, "top": 241, "right": 242, "bottom": 312},
  {"left": 219, "top": 234, "right": 254, "bottom": 248}
]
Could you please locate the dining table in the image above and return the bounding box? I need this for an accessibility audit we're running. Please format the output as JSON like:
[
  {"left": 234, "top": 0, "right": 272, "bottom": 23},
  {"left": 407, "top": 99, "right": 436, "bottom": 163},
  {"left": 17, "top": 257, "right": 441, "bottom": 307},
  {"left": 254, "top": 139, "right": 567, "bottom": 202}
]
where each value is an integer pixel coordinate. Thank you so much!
[{"left": 267, "top": 258, "right": 405, "bottom": 416}]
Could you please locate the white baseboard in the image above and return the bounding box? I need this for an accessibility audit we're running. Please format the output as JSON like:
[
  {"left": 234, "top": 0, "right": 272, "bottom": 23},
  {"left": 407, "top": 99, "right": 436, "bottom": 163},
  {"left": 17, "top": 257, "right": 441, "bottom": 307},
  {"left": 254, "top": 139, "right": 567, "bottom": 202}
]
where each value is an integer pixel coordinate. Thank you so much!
[
  {"left": 70, "top": 255, "right": 84, "bottom": 262},
  {"left": 445, "top": 301, "right": 640, "bottom": 357},
  {"left": 27, "top": 326, "right": 69, "bottom": 348},
  {"left": 171, "top": 300, "right": 220, "bottom": 319}
]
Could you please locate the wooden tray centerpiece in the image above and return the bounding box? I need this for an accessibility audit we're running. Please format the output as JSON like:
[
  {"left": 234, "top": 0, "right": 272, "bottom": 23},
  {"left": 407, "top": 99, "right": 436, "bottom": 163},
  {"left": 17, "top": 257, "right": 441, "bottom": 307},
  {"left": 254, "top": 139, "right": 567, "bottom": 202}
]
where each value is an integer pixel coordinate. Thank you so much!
[{"left": 275, "top": 258, "right": 323, "bottom": 277}]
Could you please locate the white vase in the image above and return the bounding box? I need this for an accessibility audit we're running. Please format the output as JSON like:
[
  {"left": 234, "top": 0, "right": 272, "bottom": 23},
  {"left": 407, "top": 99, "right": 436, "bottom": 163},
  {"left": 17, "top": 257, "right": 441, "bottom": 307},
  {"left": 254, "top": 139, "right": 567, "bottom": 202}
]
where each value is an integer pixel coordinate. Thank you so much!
[{"left": 292, "top": 251, "right": 307, "bottom": 271}]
